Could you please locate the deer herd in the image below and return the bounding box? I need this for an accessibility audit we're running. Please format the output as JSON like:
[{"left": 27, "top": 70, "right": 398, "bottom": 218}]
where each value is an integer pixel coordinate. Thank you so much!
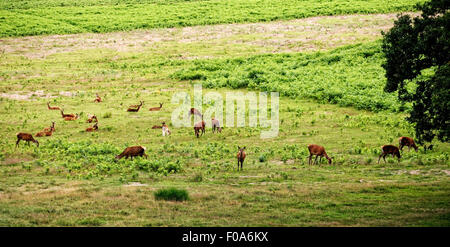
[{"left": 15, "top": 94, "right": 424, "bottom": 171}]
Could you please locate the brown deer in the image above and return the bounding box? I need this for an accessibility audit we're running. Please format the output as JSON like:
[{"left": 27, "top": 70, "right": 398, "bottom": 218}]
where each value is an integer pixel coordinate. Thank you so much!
[
  {"left": 189, "top": 108, "right": 203, "bottom": 118},
  {"left": 86, "top": 122, "right": 98, "bottom": 132},
  {"left": 47, "top": 102, "right": 60, "bottom": 110},
  {"left": 237, "top": 146, "right": 246, "bottom": 171},
  {"left": 43, "top": 121, "right": 55, "bottom": 132},
  {"left": 194, "top": 119, "right": 206, "bottom": 138},
  {"left": 398, "top": 137, "right": 418, "bottom": 152},
  {"left": 211, "top": 117, "right": 222, "bottom": 133},
  {"left": 94, "top": 93, "right": 102, "bottom": 103},
  {"left": 378, "top": 145, "right": 401, "bottom": 164},
  {"left": 87, "top": 114, "right": 98, "bottom": 123},
  {"left": 115, "top": 146, "right": 148, "bottom": 160},
  {"left": 127, "top": 101, "right": 143, "bottom": 112},
  {"left": 152, "top": 125, "right": 162, "bottom": 129},
  {"left": 149, "top": 103, "right": 163, "bottom": 111},
  {"left": 16, "top": 133, "right": 39, "bottom": 147},
  {"left": 60, "top": 109, "right": 75, "bottom": 118},
  {"left": 162, "top": 122, "right": 171, "bottom": 136},
  {"left": 308, "top": 144, "right": 332, "bottom": 165},
  {"left": 64, "top": 114, "right": 79, "bottom": 121}
]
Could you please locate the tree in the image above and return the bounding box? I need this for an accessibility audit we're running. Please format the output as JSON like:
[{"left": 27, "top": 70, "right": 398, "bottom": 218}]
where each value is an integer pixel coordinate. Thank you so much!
[{"left": 381, "top": 0, "right": 449, "bottom": 149}]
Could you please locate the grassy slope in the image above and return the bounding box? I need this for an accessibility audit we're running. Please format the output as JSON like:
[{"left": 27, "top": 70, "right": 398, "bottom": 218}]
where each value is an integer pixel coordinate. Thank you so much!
[{"left": 0, "top": 0, "right": 425, "bottom": 37}]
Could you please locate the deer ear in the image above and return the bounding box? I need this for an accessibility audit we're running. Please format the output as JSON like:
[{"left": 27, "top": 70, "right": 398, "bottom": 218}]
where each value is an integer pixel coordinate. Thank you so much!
[
  {"left": 238, "top": 146, "right": 240, "bottom": 150},
  {"left": 244, "top": 147, "right": 246, "bottom": 150}
]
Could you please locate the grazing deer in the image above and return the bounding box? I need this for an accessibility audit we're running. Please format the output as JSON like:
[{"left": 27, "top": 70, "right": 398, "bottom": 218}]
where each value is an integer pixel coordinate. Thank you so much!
[
  {"left": 87, "top": 114, "right": 98, "bottom": 123},
  {"left": 237, "top": 146, "right": 246, "bottom": 171},
  {"left": 211, "top": 117, "right": 222, "bottom": 133},
  {"left": 189, "top": 108, "right": 203, "bottom": 118},
  {"left": 64, "top": 114, "right": 79, "bottom": 121},
  {"left": 115, "top": 146, "right": 148, "bottom": 160},
  {"left": 308, "top": 144, "right": 332, "bottom": 165},
  {"left": 16, "top": 133, "right": 39, "bottom": 147},
  {"left": 149, "top": 103, "right": 163, "bottom": 111},
  {"left": 127, "top": 101, "right": 143, "bottom": 112},
  {"left": 194, "top": 119, "right": 206, "bottom": 138},
  {"left": 162, "top": 122, "right": 171, "bottom": 136},
  {"left": 94, "top": 93, "right": 102, "bottom": 103},
  {"left": 378, "top": 145, "right": 401, "bottom": 164},
  {"left": 47, "top": 102, "right": 60, "bottom": 110},
  {"left": 86, "top": 122, "right": 98, "bottom": 132},
  {"left": 60, "top": 109, "right": 75, "bottom": 118},
  {"left": 398, "top": 137, "right": 418, "bottom": 152}
]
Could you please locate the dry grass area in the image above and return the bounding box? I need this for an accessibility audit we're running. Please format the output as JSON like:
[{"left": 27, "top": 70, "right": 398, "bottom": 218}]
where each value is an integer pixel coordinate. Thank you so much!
[{"left": 0, "top": 13, "right": 417, "bottom": 59}]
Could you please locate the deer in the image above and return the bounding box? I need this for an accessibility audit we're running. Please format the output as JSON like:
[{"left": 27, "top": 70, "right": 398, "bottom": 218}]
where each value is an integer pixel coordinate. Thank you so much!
[
  {"left": 194, "top": 119, "right": 206, "bottom": 138},
  {"left": 162, "top": 122, "right": 171, "bottom": 136},
  {"left": 398, "top": 137, "right": 418, "bottom": 152},
  {"left": 86, "top": 122, "right": 98, "bottom": 132},
  {"left": 237, "top": 146, "right": 246, "bottom": 171},
  {"left": 149, "top": 103, "right": 163, "bottom": 111},
  {"left": 36, "top": 122, "right": 55, "bottom": 137},
  {"left": 64, "top": 114, "right": 79, "bottom": 121},
  {"left": 127, "top": 101, "right": 143, "bottom": 112},
  {"left": 152, "top": 125, "right": 162, "bottom": 129},
  {"left": 60, "top": 109, "right": 75, "bottom": 118},
  {"left": 16, "top": 133, "right": 39, "bottom": 147},
  {"left": 43, "top": 121, "right": 55, "bottom": 132},
  {"left": 87, "top": 114, "right": 98, "bottom": 123},
  {"left": 378, "top": 145, "right": 401, "bottom": 164},
  {"left": 94, "top": 93, "right": 102, "bottom": 103},
  {"left": 115, "top": 146, "right": 148, "bottom": 160},
  {"left": 47, "top": 102, "right": 60, "bottom": 110},
  {"left": 211, "top": 117, "right": 222, "bottom": 133},
  {"left": 189, "top": 108, "right": 203, "bottom": 118},
  {"left": 308, "top": 144, "right": 332, "bottom": 165}
]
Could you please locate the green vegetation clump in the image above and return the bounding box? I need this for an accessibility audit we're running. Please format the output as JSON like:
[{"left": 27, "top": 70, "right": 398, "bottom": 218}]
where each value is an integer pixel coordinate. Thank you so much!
[
  {"left": 154, "top": 187, "right": 189, "bottom": 201},
  {"left": 0, "top": 0, "right": 425, "bottom": 37}
]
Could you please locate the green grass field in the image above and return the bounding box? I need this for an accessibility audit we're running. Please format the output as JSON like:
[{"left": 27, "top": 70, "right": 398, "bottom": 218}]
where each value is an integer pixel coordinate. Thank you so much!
[{"left": 0, "top": 0, "right": 449, "bottom": 226}]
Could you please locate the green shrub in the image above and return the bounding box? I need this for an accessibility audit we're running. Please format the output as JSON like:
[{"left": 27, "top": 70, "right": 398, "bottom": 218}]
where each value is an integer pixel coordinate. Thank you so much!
[{"left": 154, "top": 188, "right": 189, "bottom": 201}]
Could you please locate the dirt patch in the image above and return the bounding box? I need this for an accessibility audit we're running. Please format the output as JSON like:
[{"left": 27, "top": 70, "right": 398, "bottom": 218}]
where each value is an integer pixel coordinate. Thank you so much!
[
  {"left": 123, "top": 182, "right": 148, "bottom": 187},
  {"left": 0, "top": 90, "right": 57, "bottom": 101},
  {"left": 0, "top": 13, "right": 419, "bottom": 59},
  {"left": 1, "top": 157, "right": 34, "bottom": 165}
]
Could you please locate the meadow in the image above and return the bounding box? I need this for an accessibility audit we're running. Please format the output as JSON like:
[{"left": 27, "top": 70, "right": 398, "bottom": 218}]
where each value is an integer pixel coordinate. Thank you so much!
[
  {"left": 0, "top": 0, "right": 449, "bottom": 226},
  {"left": 0, "top": 0, "right": 425, "bottom": 37}
]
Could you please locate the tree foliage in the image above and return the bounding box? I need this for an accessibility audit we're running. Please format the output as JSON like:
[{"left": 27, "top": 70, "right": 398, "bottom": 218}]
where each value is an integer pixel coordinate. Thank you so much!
[{"left": 381, "top": 0, "right": 449, "bottom": 146}]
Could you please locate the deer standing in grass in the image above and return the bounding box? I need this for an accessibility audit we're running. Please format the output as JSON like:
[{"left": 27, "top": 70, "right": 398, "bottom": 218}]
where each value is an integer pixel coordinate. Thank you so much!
[
  {"left": 115, "top": 146, "right": 148, "bottom": 160},
  {"left": 194, "top": 119, "right": 206, "bottom": 138},
  {"left": 86, "top": 122, "right": 98, "bottom": 132},
  {"left": 162, "top": 122, "right": 171, "bottom": 136},
  {"left": 47, "top": 102, "right": 60, "bottom": 110},
  {"left": 398, "top": 137, "right": 418, "bottom": 152},
  {"left": 237, "top": 146, "right": 246, "bottom": 171},
  {"left": 149, "top": 103, "right": 163, "bottom": 111},
  {"left": 308, "top": 144, "right": 332, "bottom": 165},
  {"left": 127, "top": 101, "right": 143, "bottom": 112},
  {"left": 16, "top": 133, "right": 39, "bottom": 147},
  {"left": 378, "top": 145, "right": 401, "bottom": 164},
  {"left": 94, "top": 93, "right": 102, "bottom": 103},
  {"left": 211, "top": 117, "right": 222, "bottom": 133}
]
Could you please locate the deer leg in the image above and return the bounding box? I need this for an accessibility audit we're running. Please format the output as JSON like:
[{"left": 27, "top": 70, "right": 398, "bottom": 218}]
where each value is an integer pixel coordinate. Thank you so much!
[
  {"left": 383, "top": 154, "right": 387, "bottom": 163},
  {"left": 308, "top": 155, "right": 312, "bottom": 165},
  {"left": 16, "top": 139, "right": 20, "bottom": 148},
  {"left": 314, "top": 155, "right": 318, "bottom": 165},
  {"left": 241, "top": 161, "right": 243, "bottom": 171},
  {"left": 237, "top": 160, "right": 240, "bottom": 171}
]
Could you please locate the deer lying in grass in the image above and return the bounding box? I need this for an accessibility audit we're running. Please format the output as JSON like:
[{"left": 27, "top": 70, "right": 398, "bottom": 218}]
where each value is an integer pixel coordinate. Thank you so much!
[
  {"left": 378, "top": 145, "right": 401, "bottom": 164},
  {"left": 60, "top": 109, "right": 75, "bottom": 118},
  {"left": 189, "top": 108, "right": 203, "bottom": 118},
  {"left": 237, "top": 146, "right": 246, "bottom": 171},
  {"left": 86, "top": 122, "right": 98, "bottom": 132},
  {"left": 47, "top": 102, "right": 60, "bottom": 110},
  {"left": 161, "top": 122, "right": 171, "bottom": 136},
  {"left": 43, "top": 121, "right": 55, "bottom": 132},
  {"left": 308, "top": 144, "right": 332, "bottom": 165},
  {"left": 16, "top": 133, "right": 39, "bottom": 147},
  {"left": 127, "top": 101, "right": 143, "bottom": 112},
  {"left": 36, "top": 122, "right": 55, "bottom": 137},
  {"left": 94, "top": 93, "right": 102, "bottom": 103},
  {"left": 399, "top": 137, "right": 418, "bottom": 152},
  {"left": 194, "top": 119, "right": 206, "bottom": 138},
  {"left": 115, "top": 146, "right": 148, "bottom": 160},
  {"left": 87, "top": 114, "right": 98, "bottom": 123},
  {"left": 149, "top": 103, "right": 163, "bottom": 111},
  {"left": 152, "top": 125, "right": 162, "bottom": 129},
  {"left": 64, "top": 114, "right": 79, "bottom": 121},
  {"left": 211, "top": 117, "right": 222, "bottom": 133}
]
